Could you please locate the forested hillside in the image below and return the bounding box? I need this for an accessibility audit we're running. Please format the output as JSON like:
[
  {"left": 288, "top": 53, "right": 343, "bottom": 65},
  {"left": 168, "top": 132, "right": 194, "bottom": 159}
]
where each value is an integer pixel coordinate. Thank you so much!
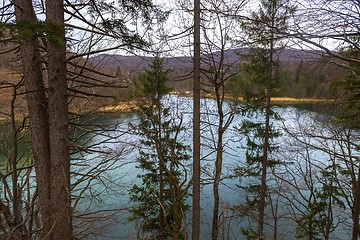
[
  {"left": 88, "top": 48, "right": 340, "bottom": 99},
  {"left": 0, "top": 47, "right": 341, "bottom": 112}
]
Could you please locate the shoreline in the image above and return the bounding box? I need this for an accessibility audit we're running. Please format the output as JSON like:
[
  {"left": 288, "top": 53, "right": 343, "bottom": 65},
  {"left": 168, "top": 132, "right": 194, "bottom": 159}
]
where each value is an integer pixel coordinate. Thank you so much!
[
  {"left": 173, "top": 91, "right": 332, "bottom": 104},
  {"left": 92, "top": 94, "right": 333, "bottom": 115},
  {"left": 0, "top": 94, "right": 334, "bottom": 122}
]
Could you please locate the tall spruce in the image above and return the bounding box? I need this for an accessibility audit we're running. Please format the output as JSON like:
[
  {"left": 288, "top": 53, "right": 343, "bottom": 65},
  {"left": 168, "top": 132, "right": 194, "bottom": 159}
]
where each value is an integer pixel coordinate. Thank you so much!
[
  {"left": 5, "top": 0, "right": 164, "bottom": 238},
  {"left": 235, "top": 0, "right": 295, "bottom": 238},
  {"left": 13, "top": 1, "right": 52, "bottom": 237},
  {"left": 335, "top": 46, "right": 360, "bottom": 240},
  {"left": 46, "top": 0, "right": 72, "bottom": 238},
  {"left": 13, "top": 0, "right": 72, "bottom": 238},
  {"left": 129, "top": 56, "right": 191, "bottom": 239}
]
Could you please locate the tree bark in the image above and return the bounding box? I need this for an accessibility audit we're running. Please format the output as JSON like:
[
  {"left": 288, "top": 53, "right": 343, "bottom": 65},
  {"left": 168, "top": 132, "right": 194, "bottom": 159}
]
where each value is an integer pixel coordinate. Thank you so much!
[
  {"left": 13, "top": 0, "right": 52, "bottom": 238},
  {"left": 212, "top": 129, "right": 223, "bottom": 240},
  {"left": 352, "top": 166, "right": 360, "bottom": 240},
  {"left": 192, "top": 0, "right": 201, "bottom": 239},
  {"left": 10, "top": 86, "right": 22, "bottom": 238},
  {"left": 258, "top": 2, "right": 275, "bottom": 237},
  {"left": 158, "top": 109, "right": 165, "bottom": 238},
  {"left": 46, "top": 0, "right": 73, "bottom": 238},
  {"left": 212, "top": 88, "right": 225, "bottom": 240}
]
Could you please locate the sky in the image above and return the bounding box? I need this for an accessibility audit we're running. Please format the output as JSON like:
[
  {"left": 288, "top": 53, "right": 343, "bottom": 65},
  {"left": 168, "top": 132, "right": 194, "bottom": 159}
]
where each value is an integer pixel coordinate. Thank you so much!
[{"left": 1, "top": 0, "right": 348, "bottom": 57}]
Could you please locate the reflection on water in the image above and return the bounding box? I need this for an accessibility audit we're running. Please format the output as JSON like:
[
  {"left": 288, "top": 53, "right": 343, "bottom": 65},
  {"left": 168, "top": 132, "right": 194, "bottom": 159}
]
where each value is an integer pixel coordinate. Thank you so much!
[
  {"left": 82, "top": 96, "right": 353, "bottom": 239},
  {"left": 0, "top": 95, "right": 356, "bottom": 239}
]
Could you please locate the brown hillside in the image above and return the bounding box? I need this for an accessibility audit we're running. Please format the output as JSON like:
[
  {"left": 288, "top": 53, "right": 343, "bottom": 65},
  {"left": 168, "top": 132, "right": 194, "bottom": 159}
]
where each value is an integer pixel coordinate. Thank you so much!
[{"left": 0, "top": 69, "right": 27, "bottom": 119}]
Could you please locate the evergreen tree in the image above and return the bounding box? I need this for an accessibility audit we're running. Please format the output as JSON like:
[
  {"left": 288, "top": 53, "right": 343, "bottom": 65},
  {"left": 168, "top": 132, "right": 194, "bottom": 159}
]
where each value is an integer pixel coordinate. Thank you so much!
[
  {"left": 337, "top": 47, "right": 360, "bottom": 129},
  {"left": 129, "top": 56, "right": 191, "bottom": 239},
  {"left": 234, "top": 0, "right": 295, "bottom": 238},
  {"left": 327, "top": 44, "right": 360, "bottom": 240}
]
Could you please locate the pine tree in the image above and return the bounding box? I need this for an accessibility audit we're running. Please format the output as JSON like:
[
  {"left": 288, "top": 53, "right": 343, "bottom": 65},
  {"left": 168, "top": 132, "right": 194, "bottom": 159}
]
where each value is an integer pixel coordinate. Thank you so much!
[
  {"left": 331, "top": 45, "right": 360, "bottom": 240},
  {"left": 234, "top": 0, "right": 295, "bottom": 238},
  {"left": 129, "top": 56, "right": 191, "bottom": 239}
]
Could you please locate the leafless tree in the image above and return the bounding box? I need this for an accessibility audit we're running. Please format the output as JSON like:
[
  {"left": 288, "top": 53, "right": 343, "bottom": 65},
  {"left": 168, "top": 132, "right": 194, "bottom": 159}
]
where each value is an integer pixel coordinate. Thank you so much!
[
  {"left": 199, "top": 0, "right": 246, "bottom": 239},
  {"left": 1, "top": 0, "right": 164, "bottom": 238},
  {"left": 277, "top": 108, "right": 358, "bottom": 239}
]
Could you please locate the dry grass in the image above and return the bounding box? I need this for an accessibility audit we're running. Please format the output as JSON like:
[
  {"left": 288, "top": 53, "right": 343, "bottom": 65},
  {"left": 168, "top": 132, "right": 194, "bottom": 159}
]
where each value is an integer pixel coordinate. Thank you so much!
[
  {"left": 97, "top": 101, "right": 139, "bottom": 112},
  {"left": 271, "top": 97, "right": 332, "bottom": 104},
  {"left": 173, "top": 91, "right": 332, "bottom": 104}
]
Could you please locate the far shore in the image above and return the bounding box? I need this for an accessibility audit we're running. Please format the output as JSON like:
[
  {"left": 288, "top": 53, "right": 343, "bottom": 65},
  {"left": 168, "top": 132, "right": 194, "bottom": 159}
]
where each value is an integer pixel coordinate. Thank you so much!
[
  {"left": 93, "top": 92, "right": 333, "bottom": 114},
  {"left": 270, "top": 97, "right": 332, "bottom": 104},
  {"left": 0, "top": 93, "right": 334, "bottom": 122},
  {"left": 174, "top": 91, "right": 332, "bottom": 104}
]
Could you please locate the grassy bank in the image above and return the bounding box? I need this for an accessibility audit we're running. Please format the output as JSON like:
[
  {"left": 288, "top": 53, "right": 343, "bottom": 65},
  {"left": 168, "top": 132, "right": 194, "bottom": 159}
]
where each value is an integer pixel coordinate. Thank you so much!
[
  {"left": 95, "top": 94, "right": 334, "bottom": 115},
  {"left": 270, "top": 97, "right": 332, "bottom": 105},
  {"left": 173, "top": 91, "right": 333, "bottom": 105}
]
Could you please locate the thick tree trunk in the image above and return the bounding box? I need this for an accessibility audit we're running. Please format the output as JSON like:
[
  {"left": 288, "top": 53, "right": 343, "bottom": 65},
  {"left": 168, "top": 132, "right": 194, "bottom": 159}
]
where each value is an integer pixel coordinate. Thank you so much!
[
  {"left": 352, "top": 167, "right": 360, "bottom": 240},
  {"left": 13, "top": 0, "right": 52, "bottom": 238},
  {"left": 46, "top": 0, "right": 73, "bottom": 239},
  {"left": 192, "top": 0, "right": 201, "bottom": 238},
  {"left": 212, "top": 115, "right": 224, "bottom": 240},
  {"left": 173, "top": 199, "right": 182, "bottom": 240}
]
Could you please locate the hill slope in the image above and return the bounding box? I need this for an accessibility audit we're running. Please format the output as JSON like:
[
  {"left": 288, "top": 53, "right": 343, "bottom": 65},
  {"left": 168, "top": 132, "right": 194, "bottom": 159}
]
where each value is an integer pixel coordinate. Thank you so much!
[{"left": 89, "top": 48, "right": 321, "bottom": 71}]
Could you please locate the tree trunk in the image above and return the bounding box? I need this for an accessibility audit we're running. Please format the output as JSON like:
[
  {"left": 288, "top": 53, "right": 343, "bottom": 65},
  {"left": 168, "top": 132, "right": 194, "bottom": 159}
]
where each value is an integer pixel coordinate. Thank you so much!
[
  {"left": 10, "top": 86, "right": 22, "bottom": 238},
  {"left": 192, "top": 0, "right": 201, "bottom": 238},
  {"left": 212, "top": 133, "right": 223, "bottom": 240},
  {"left": 159, "top": 149, "right": 165, "bottom": 238},
  {"left": 13, "top": 0, "right": 52, "bottom": 238},
  {"left": 173, "top": 190, "right": 183, "bottom": 240},
  {"left": 352, "top": 166, "right": 360, "bottom": 240},
  {"left": 212, "top": 106, "right": 224, "bottom": 240},
  {"left": 258, "top": 4, "right": 275, "bottom": 237},
  {"left": 46, "top": 0, "right": 72, "bottom": 238},
  {"left": 156, "top": 104, "right": 166, "bottom": 238}
]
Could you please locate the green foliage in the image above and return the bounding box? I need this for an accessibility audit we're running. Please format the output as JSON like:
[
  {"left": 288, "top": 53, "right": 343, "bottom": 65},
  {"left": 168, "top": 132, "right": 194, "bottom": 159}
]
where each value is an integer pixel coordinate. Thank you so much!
[
  {"left": 229, "top": 0, "right": 296, "bottom": 101},
  {"left": 129, "top": 56, "right": 190, "bottom": 239},
  {"left": 236, "top": 48, "right": 285, "bottom": 104},
  {"left": 240, "top": 225, "right": 258, "bottom": 240},
  {"left": 295, "top": 195, "right": 335, "bottom": 239},
  {"left": 294, "top": 161, "right": 347, "bottom": 239},
  {"left": 226, "top": 74, "right": 252, "bottom": 100},
  {"left": 233, "top": 113, "right": 281, "bottom": 177},
  {"left": 239, "top": 48, "right": 268, "bottom": 102},
  {"left": 0, "top": 20, "right": 65, "bottom": 46},
  {"left": 232, "top": 109, "right": 283, "bottom": 235},
  {"left": 240, "top": 0, "right": 295, "bottom": 47},
  {"left": 134, "top": 56, "right": 172, "bottom": 103},
  {"left": 330, "top": 47, "right": 360, "bottom": 129},
  {"left": 294, "top": 200, "right": 327, "bottom": 240},
  {"left": 86, "top": 0, "right": 168, "bottom": 49},
  {"left": 226, "top": 55, "right": 335, "bottom": 99},
  {"left": 231, "top": 1, "right": 294, "bottom": 238}
]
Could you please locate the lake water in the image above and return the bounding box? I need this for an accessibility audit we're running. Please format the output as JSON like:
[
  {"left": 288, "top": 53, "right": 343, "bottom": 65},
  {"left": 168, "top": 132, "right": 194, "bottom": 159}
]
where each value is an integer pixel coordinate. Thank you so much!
[
  {"left": 0, "top": 95, "right": 357, "bottom": 239},
  {"left": 74, "top": 95, "right": 356, "bottom": 239}
]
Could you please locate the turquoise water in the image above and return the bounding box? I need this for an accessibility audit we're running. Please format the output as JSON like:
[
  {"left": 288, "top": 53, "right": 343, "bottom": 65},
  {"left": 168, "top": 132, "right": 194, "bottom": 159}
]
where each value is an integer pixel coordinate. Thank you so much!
[
  {"left": 0, "top": 96, "right": 356, "bottom": 239},
  {"left": 81, "top": 96, "right": 354, "bottom": 239}
]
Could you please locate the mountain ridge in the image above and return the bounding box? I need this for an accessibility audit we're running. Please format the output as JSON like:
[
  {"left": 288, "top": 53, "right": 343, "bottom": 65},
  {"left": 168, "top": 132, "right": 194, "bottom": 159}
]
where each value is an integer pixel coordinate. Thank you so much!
[{"left": 89, "top": 48, "right": 322, "bottom": 71}]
